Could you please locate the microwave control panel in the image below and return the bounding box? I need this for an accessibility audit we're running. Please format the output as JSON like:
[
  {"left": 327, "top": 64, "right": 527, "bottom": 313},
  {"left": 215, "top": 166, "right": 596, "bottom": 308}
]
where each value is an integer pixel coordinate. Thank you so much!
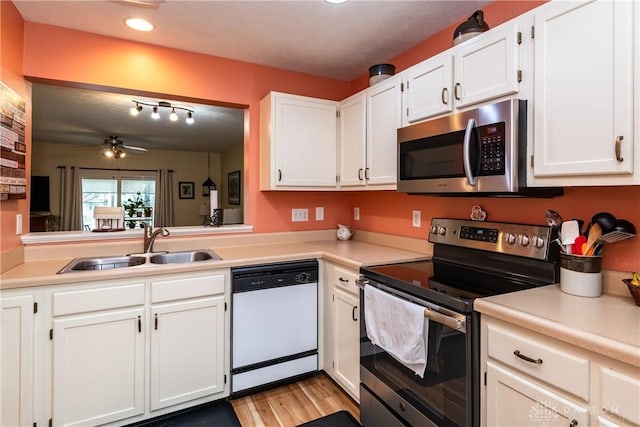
[{"left": 478, "top": 122, "right": 505, "bottom": 176}]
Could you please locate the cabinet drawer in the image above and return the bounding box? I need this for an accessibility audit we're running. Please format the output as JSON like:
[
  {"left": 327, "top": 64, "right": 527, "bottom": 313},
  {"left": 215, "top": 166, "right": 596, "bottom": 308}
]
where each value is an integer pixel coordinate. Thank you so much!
[
  {"left": 151, "top": 273, "right": 225, "bottom": 303},
  {"left": 53, "top": 283, "right": 145, "bottom": 316},
  {"left": 599, "top": 366, "right": 640, "bottom": 426},
  {"left": 487, "top": 323, "right": 590, "bottom": 400},
  {"left": 333, "top": 266, "right": 359, "bottom": 295}
]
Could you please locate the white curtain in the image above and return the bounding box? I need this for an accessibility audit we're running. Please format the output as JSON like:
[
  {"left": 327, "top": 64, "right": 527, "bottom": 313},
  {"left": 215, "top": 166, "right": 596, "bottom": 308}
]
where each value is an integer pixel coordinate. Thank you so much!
[
  {"left": 156, "top": 169, "right": 174, "bottom": 227},
  {"left": 60, "top": 166, "right": 82, "bottom": 231}
]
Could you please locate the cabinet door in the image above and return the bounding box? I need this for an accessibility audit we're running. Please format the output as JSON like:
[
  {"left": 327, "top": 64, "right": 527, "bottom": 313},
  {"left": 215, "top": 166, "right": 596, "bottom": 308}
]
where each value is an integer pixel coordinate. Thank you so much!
[
  {"left": 366, "top": 75, "right": 402, "bottom": 187},
  {"left": 339, "top": 92, "right": 367, "bottom": 188},
  {"left": 332, "top": 287, "right": 360, "bottom": 400},
  {"left": 454, "top": 21, "right": 521, "bottom": 108},
  {"left": 532, "top": 0, "right": 634, "bottom": 180},
  {"left": 1, "top": 295, "right": 35, "bottom": 427},
  {"left": 403, "top": 53, "right": 453, "bottom": 125},
  {"left": 486, "top": 361, "right": 588, "bottom": 427},
  {"left": 273, "top": 94, "right": 338, "bottom": 188},
  {"left": 52, "top": 308, "right": 145, "bottom": 427},
  {"left": 150, "top": 296, "right": 225, "bottom": 411}
]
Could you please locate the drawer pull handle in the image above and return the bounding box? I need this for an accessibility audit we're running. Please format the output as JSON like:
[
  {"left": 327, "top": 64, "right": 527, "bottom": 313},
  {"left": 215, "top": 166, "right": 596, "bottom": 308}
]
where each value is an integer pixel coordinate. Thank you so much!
[
  {"left": 339, "top": 277, "right": 349, "bottom": 283},
  {"left": 352, "top": 306, "right": 358, "bottom": 322},
  {"left": 513, "top": 350, "right": 543, "bottom": 364},
  {"left": 137, "top": 316, "right": 142, "bottom": 333},
  {"left": 154, "top": 313, "right": 158, "bottom": 330},
  {"left": 615, "top": 135, "right": 624, "bottom": 162}
]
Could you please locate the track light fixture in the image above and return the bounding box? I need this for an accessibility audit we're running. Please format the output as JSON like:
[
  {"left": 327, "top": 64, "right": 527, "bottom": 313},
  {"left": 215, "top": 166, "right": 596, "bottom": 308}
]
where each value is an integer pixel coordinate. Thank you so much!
[{"left": 131, "top": 99, "right": 195, "bottom": 124}]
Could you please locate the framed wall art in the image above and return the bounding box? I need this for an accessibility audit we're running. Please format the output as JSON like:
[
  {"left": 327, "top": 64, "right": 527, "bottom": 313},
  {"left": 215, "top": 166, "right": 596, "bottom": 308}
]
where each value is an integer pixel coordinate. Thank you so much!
[
  {"left": 228, "top": 170, "right": 241, "bottom": 205},
  {"left": 178, "top": 181, "right": 194, "bottom": 199}
]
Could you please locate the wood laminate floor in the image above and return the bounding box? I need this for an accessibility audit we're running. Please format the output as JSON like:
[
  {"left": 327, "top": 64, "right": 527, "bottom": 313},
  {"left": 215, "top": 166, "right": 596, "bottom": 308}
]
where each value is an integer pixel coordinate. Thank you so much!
[{"left": 231, "top": 373, "right": 360, "bottom": 427}]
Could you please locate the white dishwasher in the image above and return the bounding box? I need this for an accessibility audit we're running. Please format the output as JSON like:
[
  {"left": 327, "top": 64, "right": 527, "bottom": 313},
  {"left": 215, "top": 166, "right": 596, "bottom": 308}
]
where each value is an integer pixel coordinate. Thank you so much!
[{"left": 231, "top": 259, "right": 318, "bottom": 394}]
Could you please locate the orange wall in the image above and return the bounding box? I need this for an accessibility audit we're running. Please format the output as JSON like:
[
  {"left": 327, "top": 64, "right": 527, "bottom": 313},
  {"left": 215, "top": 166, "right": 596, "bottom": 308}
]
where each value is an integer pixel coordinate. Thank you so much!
[{"left": 0, "top": 0, "right": 29, "bottom": 252}]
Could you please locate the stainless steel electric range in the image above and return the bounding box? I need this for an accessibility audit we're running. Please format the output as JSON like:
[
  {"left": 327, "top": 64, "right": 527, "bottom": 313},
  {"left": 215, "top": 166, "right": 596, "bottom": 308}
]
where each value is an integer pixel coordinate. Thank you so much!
[{"left": 358, "top": 218, "right": 560, "bottom": 427}]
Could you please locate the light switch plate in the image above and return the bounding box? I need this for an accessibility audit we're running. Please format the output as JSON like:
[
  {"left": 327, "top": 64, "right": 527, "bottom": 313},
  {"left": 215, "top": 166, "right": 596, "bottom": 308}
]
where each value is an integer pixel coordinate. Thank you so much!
[
  {"left": 354, "top": 207, "right": 360, "bottom": 221},
  {"left": 16, "top": 214, "right": 22, "bottom": 235},
  {"left": 412, "top": 210, "right": 421, "bottom": 228},
  {"left": 315, "top": 207, "right": 324, "bottom": 221}
]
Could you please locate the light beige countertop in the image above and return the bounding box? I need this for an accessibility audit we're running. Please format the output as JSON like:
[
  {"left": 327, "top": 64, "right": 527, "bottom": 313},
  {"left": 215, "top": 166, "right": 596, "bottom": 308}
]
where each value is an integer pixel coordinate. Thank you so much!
[
  {"left": 475, "top": 285, "right": 640, "bottom": 367},
  {"left": 0, "top": 238, "right": 429, "bottom": 290}
]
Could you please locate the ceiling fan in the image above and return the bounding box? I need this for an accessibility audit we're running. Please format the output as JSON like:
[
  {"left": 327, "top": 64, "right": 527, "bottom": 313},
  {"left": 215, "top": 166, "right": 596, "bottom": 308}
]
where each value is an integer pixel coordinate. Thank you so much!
[{"left": 101, "top": 136, "right": 148, "bottom": 159}]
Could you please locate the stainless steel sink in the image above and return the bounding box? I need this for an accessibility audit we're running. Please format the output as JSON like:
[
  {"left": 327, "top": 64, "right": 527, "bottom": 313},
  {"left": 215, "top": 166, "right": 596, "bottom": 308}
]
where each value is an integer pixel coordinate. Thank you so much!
[
  {"left": 57, "top": 249, "right": 221, "bottom": 274},
  {"left": 149, "top": 249, "right": 221, "bottom": 264},
  {"left": 58, "top": 255, "right": 148, "bottom": 273}
]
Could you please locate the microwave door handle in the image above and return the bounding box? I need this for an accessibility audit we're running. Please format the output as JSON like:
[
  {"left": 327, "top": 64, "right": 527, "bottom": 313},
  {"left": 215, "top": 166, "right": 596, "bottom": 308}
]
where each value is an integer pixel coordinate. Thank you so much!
[{"left": 463, "top": 118, "right": 478, "bottom": 186}]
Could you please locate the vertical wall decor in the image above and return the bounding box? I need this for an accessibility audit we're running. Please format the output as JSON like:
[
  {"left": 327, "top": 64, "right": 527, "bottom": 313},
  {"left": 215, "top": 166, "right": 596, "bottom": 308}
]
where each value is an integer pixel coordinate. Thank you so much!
[{"left": 0, "top": 82, "right": 27, "bottom": 200}]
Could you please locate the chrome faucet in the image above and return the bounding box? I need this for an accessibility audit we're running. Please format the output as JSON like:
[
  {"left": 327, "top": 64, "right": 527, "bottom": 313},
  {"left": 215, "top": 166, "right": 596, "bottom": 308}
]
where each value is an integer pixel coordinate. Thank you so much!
[{"left": 141, "top": 223, "right": 170, "bottom": 253}]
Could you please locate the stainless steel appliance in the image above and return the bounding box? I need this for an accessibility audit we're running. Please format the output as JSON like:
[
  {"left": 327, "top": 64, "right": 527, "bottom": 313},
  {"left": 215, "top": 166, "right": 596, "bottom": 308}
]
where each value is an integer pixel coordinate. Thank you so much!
[
  {"left": 397, "top": 99, "right": 561, "bottom": 197},
  {"left": 231, "top": 260, "right": 318, "bottom": 395},
  {"left": 358, "top": 218, "right": 560, "bottom": 427}
]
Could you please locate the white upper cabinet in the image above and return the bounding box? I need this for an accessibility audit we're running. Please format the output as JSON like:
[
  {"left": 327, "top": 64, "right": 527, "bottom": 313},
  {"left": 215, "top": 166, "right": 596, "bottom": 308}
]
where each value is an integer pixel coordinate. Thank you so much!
[
  {"left": 530, "top": 0, "right": 637, "bottom": 185},
  {"left": 403, "top": 18, "right": 523, "bottom": 125},
  {"left": 339, "top": 75, "right": 402, "bottom": 190},
  {"left": 260, "top": 92, "right": 339, "bottom": 190},
  {"left": 339, "top": 92, "right": 367, "bottom": 188}
]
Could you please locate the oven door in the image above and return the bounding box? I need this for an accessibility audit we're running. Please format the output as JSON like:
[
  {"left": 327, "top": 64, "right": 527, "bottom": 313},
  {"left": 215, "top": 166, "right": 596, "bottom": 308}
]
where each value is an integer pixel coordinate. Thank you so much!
[{"left": 359, "top": 280, "right": 477, "bottom": 427}]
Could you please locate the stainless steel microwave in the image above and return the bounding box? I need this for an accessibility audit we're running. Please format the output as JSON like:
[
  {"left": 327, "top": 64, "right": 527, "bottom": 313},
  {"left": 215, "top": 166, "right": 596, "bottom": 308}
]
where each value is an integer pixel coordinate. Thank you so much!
[{"left": 397, "top": 99, "right": 561, "bottom": 197}]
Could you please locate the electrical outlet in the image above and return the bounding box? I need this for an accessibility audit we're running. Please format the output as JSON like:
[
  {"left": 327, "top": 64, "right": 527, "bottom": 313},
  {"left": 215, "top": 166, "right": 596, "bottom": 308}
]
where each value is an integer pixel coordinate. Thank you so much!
[
  {"left": 412, "top": 210, "right": 421, "bottom": 228},
  {"left": 292, "top": 208, "right": 309, "bottom": 222},
  {"left": 16, "top": 214, "right": 22, "bottom": 235},
  {"left": 315, "top": 207, "right": 324, "bottom": 221},
  {"left": 354, "top": 207, "right": 360, "bottom": 221}
]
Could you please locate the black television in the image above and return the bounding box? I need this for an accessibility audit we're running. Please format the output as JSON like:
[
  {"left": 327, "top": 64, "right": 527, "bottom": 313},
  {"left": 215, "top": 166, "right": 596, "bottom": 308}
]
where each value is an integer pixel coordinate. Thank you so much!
[{"left": 30, "top": 175, "right": 50, "bottom": 213}]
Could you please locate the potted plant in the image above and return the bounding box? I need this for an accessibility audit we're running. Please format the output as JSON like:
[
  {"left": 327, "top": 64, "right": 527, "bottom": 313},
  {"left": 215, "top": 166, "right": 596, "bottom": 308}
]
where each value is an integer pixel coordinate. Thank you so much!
[{"left": 123, "top": 192, "right": 145, "bottom": 227}]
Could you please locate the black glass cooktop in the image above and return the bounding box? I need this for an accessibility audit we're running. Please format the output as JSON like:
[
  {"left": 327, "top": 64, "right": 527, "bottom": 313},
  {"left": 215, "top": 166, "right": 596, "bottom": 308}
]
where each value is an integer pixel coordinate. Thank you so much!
[{"left": 360, "top": 257, "right": 555, "bottom": 314}]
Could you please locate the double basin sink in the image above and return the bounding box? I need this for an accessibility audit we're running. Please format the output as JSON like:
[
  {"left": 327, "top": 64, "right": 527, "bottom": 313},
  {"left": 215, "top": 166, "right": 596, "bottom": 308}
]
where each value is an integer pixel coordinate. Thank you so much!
[{"left": 57, "top": 249, "right": 221, "bottom": 274}]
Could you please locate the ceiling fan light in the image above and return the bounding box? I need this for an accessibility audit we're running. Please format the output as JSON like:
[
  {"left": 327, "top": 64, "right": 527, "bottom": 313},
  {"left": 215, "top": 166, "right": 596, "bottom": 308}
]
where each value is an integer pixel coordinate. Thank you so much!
[
  {"left": 103, "top": 149, "right": 114, "bottom": 158},
  {"left": 186, "top": 111, "right": 194, "bottom": 124},
  {"left": 151, "top": 106, "right": 160, "bottom": 120},
  {"left": 116, "top": 150, "right": 126, "bottom": 159},
  {"left": 169, "top": 108, "right": 178, "bottom": 122}
]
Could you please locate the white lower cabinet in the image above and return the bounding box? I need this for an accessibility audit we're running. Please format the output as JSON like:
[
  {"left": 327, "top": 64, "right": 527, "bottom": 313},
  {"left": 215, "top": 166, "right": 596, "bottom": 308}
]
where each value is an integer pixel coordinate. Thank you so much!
[
  {"left": 1, "top": 293, "right": 37, "bottom": 427},
  {"left": 323, "top": 262, "right": 360, "bottom": 401},
  {"left": 150, "top": 274, "right": 226, "bottom": 411},
  {"left": 482, "top": 315, "right": 640, "bottom": 427},
  {"left": 43, "top": 270, "right": 229, "bottom": 427},
  {"left": 486, "top": 361, "right": 588, "bottom": 427},
  {"left": 52, "top": 307, "right": 145, "bottom": 427}
]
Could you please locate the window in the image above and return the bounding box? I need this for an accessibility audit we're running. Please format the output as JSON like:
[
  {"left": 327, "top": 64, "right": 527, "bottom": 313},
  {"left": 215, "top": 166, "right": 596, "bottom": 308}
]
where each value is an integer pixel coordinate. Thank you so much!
[{"left": 81, "top": 170, "right": 156, "bottom": 230}]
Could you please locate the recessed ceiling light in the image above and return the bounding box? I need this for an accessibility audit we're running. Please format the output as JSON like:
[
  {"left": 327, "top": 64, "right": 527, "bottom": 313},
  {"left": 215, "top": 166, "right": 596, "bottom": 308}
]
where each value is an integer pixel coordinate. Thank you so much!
[
  {"left": 325, "top": 0, "right": 348, "bottom": 3},
  {"left": 124, "top": 17, "right": 154, "bottom": 32}
]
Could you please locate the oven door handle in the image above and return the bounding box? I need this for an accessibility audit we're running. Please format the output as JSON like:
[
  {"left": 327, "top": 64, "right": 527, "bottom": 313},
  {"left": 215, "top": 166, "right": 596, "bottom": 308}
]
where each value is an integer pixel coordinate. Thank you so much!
[
  {"left": 463, "top": 118, "right": 478, "bottom": 187},
  {"left": 424, "top": 307, "right": 466, "bottom": 332}
]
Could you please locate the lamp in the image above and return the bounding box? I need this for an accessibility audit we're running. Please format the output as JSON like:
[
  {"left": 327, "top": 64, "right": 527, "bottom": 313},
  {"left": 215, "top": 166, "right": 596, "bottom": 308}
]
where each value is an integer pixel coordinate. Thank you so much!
[
  {"left": 131, "top": 99, "right": 194, "bottom": 124},
  {"left": 453, "top": 10, "right": 489, "bottom": 46},
  {"left": 202, "top": 152, "right": 216, "bottom": 196}
]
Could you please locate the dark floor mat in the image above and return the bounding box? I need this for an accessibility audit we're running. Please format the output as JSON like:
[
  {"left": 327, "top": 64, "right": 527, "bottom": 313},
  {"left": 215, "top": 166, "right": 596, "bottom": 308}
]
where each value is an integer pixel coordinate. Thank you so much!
[
  {"left": 125, "top": 400, "right": 241, "bottom": 427},
  {"left": 297, "top": 410, "right": 361, "bottom": 427}
]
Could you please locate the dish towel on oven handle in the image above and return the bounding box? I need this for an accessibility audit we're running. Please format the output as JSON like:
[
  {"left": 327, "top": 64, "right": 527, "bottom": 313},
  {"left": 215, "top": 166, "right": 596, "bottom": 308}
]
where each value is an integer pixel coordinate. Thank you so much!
[{"left": 364, "top": 284, "right": 427, "bottom": 378}]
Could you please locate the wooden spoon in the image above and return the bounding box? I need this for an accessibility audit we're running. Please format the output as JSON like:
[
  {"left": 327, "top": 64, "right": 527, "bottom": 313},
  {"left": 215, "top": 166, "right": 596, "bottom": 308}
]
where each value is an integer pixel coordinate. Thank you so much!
[{"left": 584, "top": 223, "right": 602, "bottom": 256}]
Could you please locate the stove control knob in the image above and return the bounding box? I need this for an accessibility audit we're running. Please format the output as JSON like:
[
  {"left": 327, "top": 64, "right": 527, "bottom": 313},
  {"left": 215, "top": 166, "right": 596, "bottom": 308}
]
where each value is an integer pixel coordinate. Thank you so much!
[
  {"left": 533, "top": 237, "right": 545, "bottom": 248},
  {"left": 521, "top": 235, "right": 530, "bottom": 246},
  {"left": 430, "top": 225, "right": 439, "bottom": 235},
  {"left": 438, "top": 226, "right": 447, "bottom": 236},
  {"left": 505, "top": 233, "right": 516, "bottom": 244}
]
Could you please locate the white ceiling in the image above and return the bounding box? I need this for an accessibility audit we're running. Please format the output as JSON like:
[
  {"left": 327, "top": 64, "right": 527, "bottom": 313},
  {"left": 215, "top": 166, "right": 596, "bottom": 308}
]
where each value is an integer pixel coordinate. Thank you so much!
[{"left": 16, "top": 0, "right": 492, "bottom": 153}]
